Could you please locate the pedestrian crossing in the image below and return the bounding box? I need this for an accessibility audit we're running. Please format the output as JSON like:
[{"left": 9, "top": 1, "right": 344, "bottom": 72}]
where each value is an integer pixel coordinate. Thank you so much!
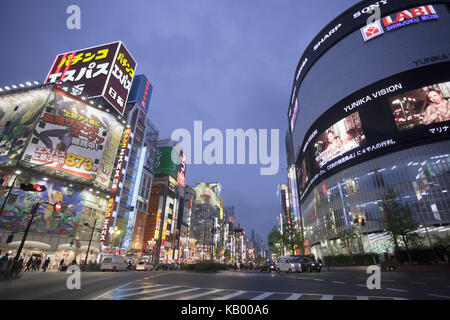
[{"left": 93, "top": 281, "right": 408, "bottom": 300}]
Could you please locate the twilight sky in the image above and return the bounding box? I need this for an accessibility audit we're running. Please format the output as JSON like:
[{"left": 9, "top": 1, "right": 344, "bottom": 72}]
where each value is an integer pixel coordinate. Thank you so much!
[{"left": 0, "top": 0, "right": 359, "bottom": 243}]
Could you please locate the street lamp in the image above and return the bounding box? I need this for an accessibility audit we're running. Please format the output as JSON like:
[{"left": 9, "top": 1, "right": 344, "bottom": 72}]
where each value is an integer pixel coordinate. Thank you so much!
[{"left": 0, "top": 161, "right": 58, "bottom": 216}]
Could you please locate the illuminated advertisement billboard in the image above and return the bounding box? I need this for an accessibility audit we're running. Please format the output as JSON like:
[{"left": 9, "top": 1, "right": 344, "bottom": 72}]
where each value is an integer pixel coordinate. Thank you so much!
[
  {"left": 153, "top": 146, "right": 181, "bottom": 178},
  {"left": 101, "top": 127, "right": 132, "bottom": 242},
  {"left": 22, "top": 87, "right": 123, "bottom": 184},
  {"left": 45, "top": 42, "right": 136, "bottom": 115},
  {"left": 288, "top": 0, "right": 450, "bottom": 126},
  {"left": 177, "top": 151, "right": 186, "bottom": 187},
  {"left": 297, "top": 62, "right": 450, "bottom": 199},
  {"left": 0, "top": 88, "right": 51, "bottom": 162}
]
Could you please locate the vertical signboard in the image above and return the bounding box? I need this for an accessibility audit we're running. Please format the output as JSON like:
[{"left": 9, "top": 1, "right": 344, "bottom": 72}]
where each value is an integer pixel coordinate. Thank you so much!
[
  {"left": 100, "top": 128, "right": 132, "bottom": 243},
  {"left": 127, "top": 74, "right": 152, "bottom": 114},
  {"left": 103, "top": 43, "right": 137, "bottom": 115}
]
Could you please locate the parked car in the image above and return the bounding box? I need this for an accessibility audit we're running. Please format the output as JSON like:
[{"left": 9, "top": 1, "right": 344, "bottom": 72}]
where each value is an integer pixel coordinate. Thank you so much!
[
  {"left": 259, "top": 261, "right": 276, "bottom": 272},
  {"left": 136, "top": 260, "right": 153, "bottom": 271},
  {"left": 275, "top": 256, "right": 302, "bottom": 273},
  {"left": 100, "top": 256, "right": 128, "bottom": 272}
]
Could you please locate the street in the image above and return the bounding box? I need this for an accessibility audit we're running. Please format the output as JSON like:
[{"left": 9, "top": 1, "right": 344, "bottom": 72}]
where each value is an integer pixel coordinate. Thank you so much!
[{"left": 1, "top": 270, "right": 449, "bottom": 300}]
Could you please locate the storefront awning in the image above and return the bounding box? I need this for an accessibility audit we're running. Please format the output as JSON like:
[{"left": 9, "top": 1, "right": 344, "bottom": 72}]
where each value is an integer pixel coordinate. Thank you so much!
[{"left": 8, "top": 241, "right": 51, "bottom": 250}]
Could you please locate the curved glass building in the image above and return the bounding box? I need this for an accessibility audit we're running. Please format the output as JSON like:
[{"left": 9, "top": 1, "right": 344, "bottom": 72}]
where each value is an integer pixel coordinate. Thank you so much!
[{"left": 286, "top": 0, "right": 450, "bottom": 258}]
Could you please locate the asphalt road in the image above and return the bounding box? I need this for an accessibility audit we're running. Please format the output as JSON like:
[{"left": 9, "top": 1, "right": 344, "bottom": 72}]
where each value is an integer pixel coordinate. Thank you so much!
[{"left": 1, "top": 269, "right": 449, "bottom": 300}]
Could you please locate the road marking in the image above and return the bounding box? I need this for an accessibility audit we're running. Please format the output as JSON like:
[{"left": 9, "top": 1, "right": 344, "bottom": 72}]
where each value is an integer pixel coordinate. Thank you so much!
[
  {"left": 386, "top": 288, "right": 407, "bottom": 293},
  {"left": 332, "top": 281, "right": 345, "bottom": 284},
  {"left": 321, "top": 295, "right": 333, "bottom": 300},
  {"left": 214, "top": 291, "right": 248, "bottom": 300},
  {"left": 427, "top": 294, "right": 450, "bottom": 299},
  {"left": 286, "top": 293, "right": 303, "bottom": 300},
  {"left": 355, "top": 284, "right": 366, "bottom": 287},
  {"left": 118, "top": 284, "right": 165, "bottom": 292},
  {"left": 251, "top": 292, "right": 274, "bottom": 300},
  {"left": 113, "top": 286, "right": 180, "bottom": 299},
  {"left": 357, "top": 296, "right": 369, "bottom": 300},
  {"left": 409, "top": 282, "right": 426, "bottom": 285},
  {"left": 140, "top": 287, "right": 201, "bottom": 300},
  {"left": 312, "top": 279, "right": 325, "bottom": 281},
  {"left": 92, "top": 282, "right": 132, "bottom": 300},
  {"left": 180, "top": 289, "right": 223, "bottom": 300}
]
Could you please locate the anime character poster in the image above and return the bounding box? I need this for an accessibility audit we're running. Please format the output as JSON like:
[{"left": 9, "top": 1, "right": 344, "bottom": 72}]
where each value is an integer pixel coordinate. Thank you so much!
[
  {"left": 21, "top": 87, "right": 123, "bottom": 183},
  {"left": 0, "top": 88, "right": 51, "bottom": 162},
  {"left": 0, "top": 177, "right": 85, "bottom": 237}
]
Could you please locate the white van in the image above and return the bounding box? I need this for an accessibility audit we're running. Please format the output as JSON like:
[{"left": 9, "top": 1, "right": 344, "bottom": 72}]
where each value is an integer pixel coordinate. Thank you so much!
[
  {"left": 100, "top": 256, "right": 128, "bottom": 271},
  {"left": 275, "top": 256, "right": 302, "bottom": 273}
]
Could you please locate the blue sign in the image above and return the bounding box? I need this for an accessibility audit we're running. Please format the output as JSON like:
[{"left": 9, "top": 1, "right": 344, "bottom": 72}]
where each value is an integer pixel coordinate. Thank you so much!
[{"left": 127, "top": 74, "right": 152, "bottom": 114}]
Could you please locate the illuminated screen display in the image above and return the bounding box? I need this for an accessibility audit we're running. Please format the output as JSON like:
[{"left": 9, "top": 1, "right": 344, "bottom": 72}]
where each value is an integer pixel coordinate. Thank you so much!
[{"left": 297, "top": 62, "right": 450, "bottom": 199}]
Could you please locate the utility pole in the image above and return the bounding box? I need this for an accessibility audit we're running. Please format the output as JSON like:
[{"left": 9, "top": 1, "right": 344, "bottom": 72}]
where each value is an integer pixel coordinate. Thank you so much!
[
  {"left": 14, "top": 202, "right": 41, "bottom": 261},
  {"left": 84, "top": 218, "right": 97, "bottom": 268}
]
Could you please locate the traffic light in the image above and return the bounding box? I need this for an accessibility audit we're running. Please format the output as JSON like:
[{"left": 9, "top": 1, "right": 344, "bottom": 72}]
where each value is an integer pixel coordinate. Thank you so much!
[
  {"left": 354, "top": 217, "right": 366, "bottom": 225},
  {"left": 54, "top": 202, "right": 62, "bottom": 211},
  {"left": 6, "top": 233, "right": 14, "bottom": 243},
  {"left": 70, "top": 241, "right": 73, "bottom": 247},
  {"left": 20, "top": 183, "right": 47, "bottom": 192}
]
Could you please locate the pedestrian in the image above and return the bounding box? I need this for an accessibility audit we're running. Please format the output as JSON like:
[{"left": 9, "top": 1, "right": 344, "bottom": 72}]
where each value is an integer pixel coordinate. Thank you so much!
[
  {"left": 71, "top": 259, "right": 77, "bottom": 266},
  {"left": 25, "top": 257, "right": 34, "bottom": 272},
  {"left": 42, "top": 257, "right": 51, "bottom": 272},
  {"left": 35, "top": 256, "right": 42, "bottom": 271},
  {"left": 59, "top": 258, "right": 65, "bottom": 272}
]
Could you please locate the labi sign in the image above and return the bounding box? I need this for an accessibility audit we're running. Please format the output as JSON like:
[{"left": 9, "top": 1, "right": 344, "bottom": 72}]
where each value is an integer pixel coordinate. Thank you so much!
[{"left": 361, "top": 5, "right": 439, "bottom": 41}]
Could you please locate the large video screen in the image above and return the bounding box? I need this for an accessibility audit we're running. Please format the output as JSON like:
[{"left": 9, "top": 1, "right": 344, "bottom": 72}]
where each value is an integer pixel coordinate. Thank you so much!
[
  {"left": 21, "top": 87, "right": 123, "bottom": 186},
  {"left": 0, "top": 88, "right": 51, "bottom": 162},
  {"left": 297, "top": 62, "right": 450, "bottom": 200}
]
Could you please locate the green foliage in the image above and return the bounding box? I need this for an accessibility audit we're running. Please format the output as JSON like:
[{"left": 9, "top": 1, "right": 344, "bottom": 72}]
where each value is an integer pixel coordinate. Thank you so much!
[
  {"left": 281, "top": 219, "right": 303, "bottom": 256},
  {"left": 267, "top": 226, "right": 283, "bottom": 256},
  {"left": 323, "top": 254, "right": 379, "bottom": 266},
  {"left": 337, "top": 226, "right": 359, "bottom": 260},
  {"left": 433, "top": 234, "right": 450, "bottom": 262},
  {"left": 381, "top": 188, "right": 421, "bottom": 262}
]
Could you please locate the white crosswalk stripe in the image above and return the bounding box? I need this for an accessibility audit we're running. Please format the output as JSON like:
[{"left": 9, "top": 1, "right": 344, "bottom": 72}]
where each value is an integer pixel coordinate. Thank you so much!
[
  {"left": 113, "top": 286, "right": 180, "bottom": 299},
  {"left": 286, "top": 293, "right": 303, "bottom": 300},
  {"left": 427, "top": 294, "right": 450, "bottom": 299},
  {"left": 139, "top": 287, "right": 201, "bottom": 300},
  {"left": 251, "top": 292, "right": 274, "bottom": 300},
  {"left": 214, "top": 291, "right": 248, "bottom": 300},
  {"left": 179, "top": 289, "right": 223, "bottom": 300},
  {"left": 93, "top": 281, "right": 410, "bottom": 300}
]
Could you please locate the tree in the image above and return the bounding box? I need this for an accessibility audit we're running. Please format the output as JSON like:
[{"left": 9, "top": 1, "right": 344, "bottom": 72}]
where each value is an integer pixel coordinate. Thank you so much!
[
  {"left": 267, "top": 226, "right": 283, "bottom": 256},
  {"left": 337, "top": 226, "right": 359, "bottom": 264},
  {"left": 281, "top": 219, "right": 303, "bottom": 256},
  {"left": 381, "top": 188, "right": 420, "bottom": 263}
]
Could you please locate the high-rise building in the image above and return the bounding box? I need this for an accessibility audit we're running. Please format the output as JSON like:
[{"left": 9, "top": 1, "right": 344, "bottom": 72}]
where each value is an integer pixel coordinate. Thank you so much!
[{"left": 286, "top": 1, "right": 450, "bottom": 259}]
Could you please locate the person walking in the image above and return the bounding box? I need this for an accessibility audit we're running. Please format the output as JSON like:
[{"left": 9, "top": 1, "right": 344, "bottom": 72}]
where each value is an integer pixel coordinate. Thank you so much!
[
  {"left": 42, "top": 257, "right": 51, "bottom": 272},
  {"left": 25, "top": 257, "right": 34, "bottom": 272},
  {"left": 35, "top": 256, "right": 42, "bottom": 271},
  {"left": 58, "top": 258, "right": 65, "bottom": 272}
]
